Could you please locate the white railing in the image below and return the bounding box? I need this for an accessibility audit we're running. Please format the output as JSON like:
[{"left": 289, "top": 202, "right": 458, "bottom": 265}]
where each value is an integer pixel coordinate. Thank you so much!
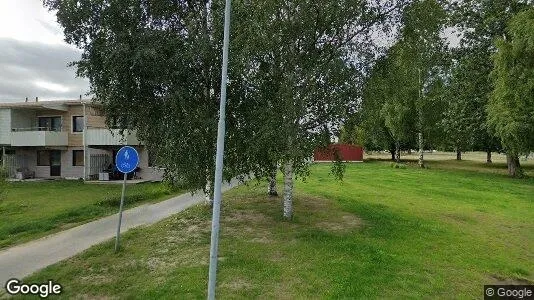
[
  {"left": 86, "top": 128, "right": 140, "bottom": 146},
  {"left": 12, "top": 127, "right": 62, "bottom": 132},
  {"left": 11, "top": 131, "right": 68, "bottom": 146}
]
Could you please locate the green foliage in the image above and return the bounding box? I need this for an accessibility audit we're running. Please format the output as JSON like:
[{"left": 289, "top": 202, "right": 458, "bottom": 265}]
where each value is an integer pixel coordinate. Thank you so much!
[
  {"left": 43, "top": 0, "right": 244, "bottom": 192},
  {"left": 330, "top": 149, "right": 346, "bottom": 181},
  {"left": 359, "top": 0, "right": 447, "bottom": 154},
  {"left": 44, "top": 0, "right": 410, "bottom": 192},
  {"left": 488, "top": 8, "right": 534, "bottom": 158},
  {"left": 441, "top": 0, "right": 531, "bottom": 154},
  {"left": 231, "top": 0, "right": 390, "bottom": 179},
  {"left": 390, "top": 162, "right": 407, "bottom": 169},
  {"left": 339, "top": 123, "right": 366, "bottom": 146}
]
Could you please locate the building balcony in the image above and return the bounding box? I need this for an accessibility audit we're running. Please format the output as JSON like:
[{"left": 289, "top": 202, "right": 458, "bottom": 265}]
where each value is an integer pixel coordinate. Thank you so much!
[
  {"left": 11, "top": 128, "right": 68, "bottom": 146},
  {"left": 86, "top": 128, "right": 139, "bottom": 146}
]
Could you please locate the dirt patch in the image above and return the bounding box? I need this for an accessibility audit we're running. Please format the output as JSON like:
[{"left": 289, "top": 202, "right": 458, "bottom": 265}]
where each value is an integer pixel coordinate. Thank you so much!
[
  {"left": 72, "top": 295, "right": 118, "bottom": 300},
  {"left": 250, "top": 236, "right": 273, "bottom": 244},
  {"left": 224, "top": 210, "right": 269, "bottom": 224},
  {"left": 297, "top": 196, "right": 332, "bottom": 211},
  {"left": 316, "top": 214, "right": 363, "bottom": 233},
  {"left": 270, "top": 250, "right": 286, "bottom": 262},
  {"left": 78, "top": 274, "right": 114, "bottom": 285},
  {"left": 489, "top": 275, "right": 533, "bottom": 285},
  {"left": 220, "top": 278, "right": 254, "bottom": 291},
  {"left": 145, "top": 256, "right": 177, "bottom": 271}
]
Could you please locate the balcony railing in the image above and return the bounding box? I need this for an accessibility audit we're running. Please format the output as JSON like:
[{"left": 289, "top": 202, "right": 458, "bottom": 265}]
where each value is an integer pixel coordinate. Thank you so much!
[
  {"left": 11, "top": 130, "right": 68, "bottom": 146},
  {"left": 86, "top": 128, "right": 139, "bottom": 146},
  {"left": 12, "top": 127, "right": 63, "bottom": 132}
]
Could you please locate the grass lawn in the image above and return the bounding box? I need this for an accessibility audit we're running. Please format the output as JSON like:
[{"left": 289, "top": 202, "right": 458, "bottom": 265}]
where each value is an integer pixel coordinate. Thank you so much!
[
  {"left": 14, "top": 156, "right": 534, "bottom": 299},
  {"left": 0, "top": 180, "right": 181, "bottom": 249}
]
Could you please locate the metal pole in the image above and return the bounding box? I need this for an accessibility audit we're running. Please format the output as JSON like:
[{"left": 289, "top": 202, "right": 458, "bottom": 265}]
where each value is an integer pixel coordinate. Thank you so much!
[
  {"left": 114, "top": 172, "right": 127, "bottom": 252},
  {"left": 207, "top": 0, "right": 232, "bottom": 298},
  {"left": 2, "top": 146, "right": 5, "bottom": 168},
  {"left": 82, "top": 101, "right": 88, "bottom": 180}
]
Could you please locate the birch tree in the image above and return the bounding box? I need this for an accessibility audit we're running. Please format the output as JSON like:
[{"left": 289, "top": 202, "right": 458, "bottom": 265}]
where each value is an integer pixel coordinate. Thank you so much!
[
  {"left": 395, "top": 0, "right": 448, "bottom": 168},
  {"left": 450, "top": 0, "right": 533, "bottom": 168},
  {"left": 487, "top": 8, "right": 534, "bottom": 177},
  {"left": 234, "top": 0, "right": 409, "bottom": 218},
  {"left": 43, "top": 0, "right": 252, "bottom": 192}
]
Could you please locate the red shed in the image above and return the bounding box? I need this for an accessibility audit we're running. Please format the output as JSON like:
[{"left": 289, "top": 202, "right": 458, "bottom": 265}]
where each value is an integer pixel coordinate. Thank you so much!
[{"left": 313, "top": 144, "right": 364, "bottom": 162}]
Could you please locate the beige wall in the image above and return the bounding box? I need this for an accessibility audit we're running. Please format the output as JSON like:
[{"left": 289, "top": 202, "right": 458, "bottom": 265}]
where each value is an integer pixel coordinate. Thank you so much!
[
  {"left": 66, "top": 106, "right": 83, "bottom": 147},
  {"left": 62, "top": 147, "right": 85, "bottom": 178},
  {"left": 86, "top": 106, "right": 107, "bottom": 128},
  {"left": 137, "top": 147, "right": 164, "bottom": 181},
  {"left": 0, "top": 109, "right": 11, "bottom": 144}
]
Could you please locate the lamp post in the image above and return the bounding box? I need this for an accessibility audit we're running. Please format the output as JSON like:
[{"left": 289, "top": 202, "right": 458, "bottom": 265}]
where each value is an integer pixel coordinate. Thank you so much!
[{"left": 207, "top": 0, "right": 232, "bottom": 299}]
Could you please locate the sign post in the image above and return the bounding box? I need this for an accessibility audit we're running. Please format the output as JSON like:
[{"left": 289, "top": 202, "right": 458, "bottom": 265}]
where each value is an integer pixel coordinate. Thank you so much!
[{"left": 114, "top": 146, "right": 139, "bottom": 253}]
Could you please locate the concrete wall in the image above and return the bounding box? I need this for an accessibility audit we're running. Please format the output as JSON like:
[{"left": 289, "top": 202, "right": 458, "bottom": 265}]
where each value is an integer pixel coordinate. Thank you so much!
[
  {"left": 0, "top": 109, "right": 11, "bottom": 145},
  {"left": 62, "top": 147, "right": 85, "bottom": 178}
]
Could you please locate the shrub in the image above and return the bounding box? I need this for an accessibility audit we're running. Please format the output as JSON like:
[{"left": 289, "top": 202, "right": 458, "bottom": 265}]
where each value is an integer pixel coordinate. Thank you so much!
[{"left": 390, "top": 163, "right": 407, "bottom": 169}]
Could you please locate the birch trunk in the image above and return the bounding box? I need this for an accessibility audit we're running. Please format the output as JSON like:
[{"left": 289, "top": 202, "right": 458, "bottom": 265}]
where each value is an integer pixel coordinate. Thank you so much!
[
  {"left": 486, "top": 150, "right": 492, "bottom": 163},
  {"left": 283, "top": 161, "right": 293, "bottom": 219},
  {"left": 395, "top": 140, "right": 401, "bottom": 163},
  {"left": 390, "top": 145, "right": 396, "bottom": 161},
  {"left": 418, "top": 132, "right": 424, "bottom": 168},
  {"left": 268, "top": 170, "right": 278, "bottom": 196},
  {"left": 506, "top": 153, "right": 522, "bottom": 177},
  {"left": 205, "top": 180, "right": 213, "bottom": 206}
]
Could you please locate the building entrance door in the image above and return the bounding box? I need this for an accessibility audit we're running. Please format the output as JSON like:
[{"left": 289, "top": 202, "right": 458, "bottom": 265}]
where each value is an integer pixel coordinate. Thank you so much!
[{"left": 50, "top": 151, "right": 61, "bottom": 176}]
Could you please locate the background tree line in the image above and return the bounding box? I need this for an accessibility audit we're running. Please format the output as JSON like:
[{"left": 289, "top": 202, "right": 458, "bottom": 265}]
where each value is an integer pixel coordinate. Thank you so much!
[{"left": 346, "top": 0, "right": 534, "bottom": 177}]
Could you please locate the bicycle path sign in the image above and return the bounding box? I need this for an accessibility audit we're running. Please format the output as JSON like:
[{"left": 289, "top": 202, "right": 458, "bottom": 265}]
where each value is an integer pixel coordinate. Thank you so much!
[
  {"left": 114, "top": 145, "right": 139, "bottom": 253},
  {"left": 116, "top": 146, "right": 139, "bottom": 173}
]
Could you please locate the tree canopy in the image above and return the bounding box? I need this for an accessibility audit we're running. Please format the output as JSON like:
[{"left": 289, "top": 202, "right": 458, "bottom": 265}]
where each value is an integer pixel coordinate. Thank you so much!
[{"left": 487, "top": 8, "right": 534, "bottom": 176}]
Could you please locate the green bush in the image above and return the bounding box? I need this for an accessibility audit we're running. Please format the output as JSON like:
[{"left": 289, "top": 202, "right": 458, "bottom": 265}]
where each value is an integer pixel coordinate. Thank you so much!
[{"left": 390, "top": 163, "right": 407, "bottom": 169}]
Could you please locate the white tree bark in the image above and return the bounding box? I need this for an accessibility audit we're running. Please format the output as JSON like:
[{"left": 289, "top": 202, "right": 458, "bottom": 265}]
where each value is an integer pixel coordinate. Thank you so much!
[
  {"left": 395, "top": 140, "right": 401, "bottom": 163},
  {"left": 418, "top": 132, "right": 424, "bottom": 168},
  {"left": 283, "top": 161, "right": 293, "bottom": 219},
  {"left": 205, "top": 180, "right": 213, "bottom": 206},
  {"left": 268, "top": 175, "right": 278, "bottom": 196}
]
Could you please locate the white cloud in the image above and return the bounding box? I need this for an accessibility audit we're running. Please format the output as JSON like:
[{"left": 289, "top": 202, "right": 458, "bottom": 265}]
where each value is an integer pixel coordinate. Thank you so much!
[
  {"left": 0, "top": 0, "right": 89, "bottom": 101},
  {"left": 34, "top": 80, "right": 71, "bottom": 93},
  {"left": 0, "top": 0, "right": 65, "bottom": 45}
]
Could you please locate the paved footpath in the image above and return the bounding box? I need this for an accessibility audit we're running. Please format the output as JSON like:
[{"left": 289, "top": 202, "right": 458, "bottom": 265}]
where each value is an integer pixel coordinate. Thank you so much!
[{"left": 0, "top": 180, "right": 239, "bottom": 284}]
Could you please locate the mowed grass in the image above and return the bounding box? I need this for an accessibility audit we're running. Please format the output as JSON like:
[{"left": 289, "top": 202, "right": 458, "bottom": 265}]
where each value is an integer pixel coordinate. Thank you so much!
[
  {"left": 366, "top": 151, "right": 534, "bottom": 177},
  {"left": 16, "top": 159, "right": 534, "bottom": 299},
  {"left": 0, "top": 180, "right": 181, "bottom": 249}
]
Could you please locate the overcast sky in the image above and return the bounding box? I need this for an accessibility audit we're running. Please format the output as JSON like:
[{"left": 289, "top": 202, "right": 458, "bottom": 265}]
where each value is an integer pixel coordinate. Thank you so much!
[{"left": 0, "top": 0, "right": 90, "bottom": 102}]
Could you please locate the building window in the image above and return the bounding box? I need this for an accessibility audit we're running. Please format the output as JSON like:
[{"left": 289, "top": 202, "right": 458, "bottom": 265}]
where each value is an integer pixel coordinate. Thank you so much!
[
  {"left": 38, "top": 116, "right": 61, "bottom": 131},
  {"left": 72, "top": 116, "right": 84, "bottom": 132},
  {"left": 72, "top": 150, "right": 84, "bottom": 166},
  {"left": 37, "top": 151, "right": 50, "bottom": 166}
]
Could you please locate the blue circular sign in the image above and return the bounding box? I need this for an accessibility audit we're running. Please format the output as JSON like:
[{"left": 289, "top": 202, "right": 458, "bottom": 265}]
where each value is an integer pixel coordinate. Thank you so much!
[{"left": 115, "top": 146, "right": 140, "bottom": 173}]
